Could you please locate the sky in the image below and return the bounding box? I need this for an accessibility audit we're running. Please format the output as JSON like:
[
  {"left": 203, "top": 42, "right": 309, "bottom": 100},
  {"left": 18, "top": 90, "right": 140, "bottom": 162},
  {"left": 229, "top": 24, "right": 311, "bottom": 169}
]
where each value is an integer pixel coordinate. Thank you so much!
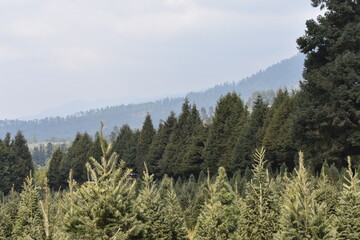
[{"left": 0, "top": 0, "right": 321, "bottom": 120}]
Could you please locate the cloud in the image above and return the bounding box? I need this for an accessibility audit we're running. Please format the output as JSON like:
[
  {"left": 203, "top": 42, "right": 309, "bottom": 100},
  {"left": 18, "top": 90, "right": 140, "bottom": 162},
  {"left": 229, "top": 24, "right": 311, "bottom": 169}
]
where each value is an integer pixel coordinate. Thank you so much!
[{"left": 0, "top": 0, "right": 321, "bottom": 119}]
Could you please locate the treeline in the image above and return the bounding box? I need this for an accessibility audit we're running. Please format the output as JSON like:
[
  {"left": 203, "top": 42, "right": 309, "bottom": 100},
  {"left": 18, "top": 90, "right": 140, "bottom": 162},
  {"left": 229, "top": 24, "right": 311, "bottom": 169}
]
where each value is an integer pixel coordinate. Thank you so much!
[
  {"left": 43, "top": 91, "right": 297, "bottom": 191},
  {"left": 0, "top": 136, "right": 359, "bottom": 239},
  {"left": 40, "top": 85, "right": 359, "bottom": 191},
  {"left": 0, "top": 54, "right": 304, "bottom": 141},
  {"left": 0, "top": 132, "right": 34, "bottom": 194}
]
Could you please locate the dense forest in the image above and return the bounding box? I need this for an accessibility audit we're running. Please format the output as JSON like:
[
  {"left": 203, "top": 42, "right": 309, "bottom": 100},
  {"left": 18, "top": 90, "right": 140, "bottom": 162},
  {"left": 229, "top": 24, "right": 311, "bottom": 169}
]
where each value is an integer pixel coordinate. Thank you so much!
[
  {"left": 0, "top": 54, "right": 304, "bottom": 141},
  {"left": 1, "top": 0, "right": 360, "bottom": 239}
]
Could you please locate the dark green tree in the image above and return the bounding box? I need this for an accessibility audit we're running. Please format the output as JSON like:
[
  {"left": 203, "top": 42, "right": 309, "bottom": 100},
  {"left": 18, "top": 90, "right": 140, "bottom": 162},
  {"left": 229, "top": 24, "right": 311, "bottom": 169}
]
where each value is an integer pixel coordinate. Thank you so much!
[
  {"left": 135, "top": 114, "right": 156, "bottom": 174},
  {"left": 11, "top": 131, "right": 34, "bottom": 191},
  {"left": 112, "top": 124, "right": 133, "bottom": 165},
  {"left": 59, "top": 133, "right": 92, "bottom": 187},
  {"left": 233, "top": 97, "right": 268, "bottom": 172},
  {"left": 147, "top": 112, "right": 177, "bottom": 176},
  {"left": 47, "top": 148, "right": 64, "bottom": 190},
  {"left": 262, "top": 90, "right": 297, "bottom": 171},
  {"left": 294, "top": 0, "right": 360, "bottom": 170},
  {"left": 203, "top": 93, "right": 247, "bottom": 175},
  {"left": 161, "top": 100, "right": 202, "bottom": 177}
]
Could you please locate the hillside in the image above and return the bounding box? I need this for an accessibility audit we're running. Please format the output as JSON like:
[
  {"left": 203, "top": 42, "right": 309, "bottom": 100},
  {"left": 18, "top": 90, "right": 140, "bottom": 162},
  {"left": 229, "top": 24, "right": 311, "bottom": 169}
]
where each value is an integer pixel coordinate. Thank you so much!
[{"left": 0, "top": 54, "right": 305, "bottom": 141}]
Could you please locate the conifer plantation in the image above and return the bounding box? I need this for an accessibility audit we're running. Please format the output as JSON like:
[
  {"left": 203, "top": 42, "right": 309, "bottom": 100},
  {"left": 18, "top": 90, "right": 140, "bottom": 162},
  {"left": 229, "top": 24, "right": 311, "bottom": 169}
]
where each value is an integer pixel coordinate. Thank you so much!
[{"left": 1, "top": 0, "right": 360, "bottom": 239}]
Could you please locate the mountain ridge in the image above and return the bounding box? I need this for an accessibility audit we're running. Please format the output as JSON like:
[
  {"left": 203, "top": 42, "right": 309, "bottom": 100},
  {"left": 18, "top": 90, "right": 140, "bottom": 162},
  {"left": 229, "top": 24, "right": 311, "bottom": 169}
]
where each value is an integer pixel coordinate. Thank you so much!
[{"left": 0, "top": 54, "right": 305, "bottom": 141}]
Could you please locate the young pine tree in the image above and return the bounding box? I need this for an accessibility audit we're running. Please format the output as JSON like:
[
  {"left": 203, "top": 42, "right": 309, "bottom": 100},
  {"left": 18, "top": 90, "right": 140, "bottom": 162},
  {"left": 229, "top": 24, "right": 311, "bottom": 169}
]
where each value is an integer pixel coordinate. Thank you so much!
[
  {"left": 238, "top": 147, "right": 279, "bottom": 240},
  {"left": 62, "top": 125, "right": 138, "bottom": 239},
  {"left": 12, "top": 175, "right": 45, "bottom": 240},
  {"left": 332, "top": 157, "right": 360, "bottom": 240},
  {"left": 275, "top": 151, "right": 330, "bottom": 239},
  {"left": 194, "top": 167, "right": 239, "bottom": 240}
]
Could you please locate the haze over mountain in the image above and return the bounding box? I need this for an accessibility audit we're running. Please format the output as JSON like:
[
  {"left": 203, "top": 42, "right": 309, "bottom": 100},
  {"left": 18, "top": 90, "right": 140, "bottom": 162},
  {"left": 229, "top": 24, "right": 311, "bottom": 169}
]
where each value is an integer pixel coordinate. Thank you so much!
[
  {"left": 0, "top": 0, "right": 319, "bottom": 120},
  {"left": 0, "top": 54, "right": 304, "bottom": 141}
]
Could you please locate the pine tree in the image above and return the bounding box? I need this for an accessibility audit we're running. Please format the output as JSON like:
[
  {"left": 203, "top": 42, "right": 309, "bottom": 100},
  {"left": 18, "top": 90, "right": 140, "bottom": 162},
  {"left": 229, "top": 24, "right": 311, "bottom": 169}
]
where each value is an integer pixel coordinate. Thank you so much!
[
  {"left": 147, "top": 112, "right": 177, "bottom": 176},
  {"left": 12, "top": 175, "right": 45, "bottom": 240},
  {"left": 0, "top": 189, "right": 19, "bottom": 239},
  {"left": 62, "top": 125, "right": 138, "bottom": 239},
  {"left": 275, "top": 151, "right": 330, "bottom": 239},
  {"left": 203, "top": 93, "right": 247, "bottom": 175},
  {"left": 135, "top": 114, "right": 156, "bottom": 174},
  {"left": 194, "top": 167, "right": 239, "bottom": 240},
  {"left": 58, "top": 132, "right": 92, "bottom": 187},
  {"left": 294, "top": 0, "right": 360, "bottom": 168},
  {"left": 262, "top": 90, "right": 297, "bottom": 171},
  {"left": 332, "top": 157, "right": 360, "bottom": 240},
  {"left": 112, "top": 124, "right": 133, "bottom": 160},
  {"left": 11, "top": 131, "right": 34, "bottom": 191},
  {"left": 47, "top": 148, "right": 64, "bottom": 190},
  {"left": 158, "top": 175, "right": 189, "bottom": 240},
  {"left": 0, "top": 140, "right": 13, "bottom": 194},
  {"left": 233, "top": 97, "right": 268, "bottom": 172},
  {"left": 134, "top": 165, "right": 165, "bottom": 239},
  {"left": 238, "top": 147, "right": 279, "bottom": 239},
  {"left": 161, "top": 100, "right": 201, "bottom": 177}
]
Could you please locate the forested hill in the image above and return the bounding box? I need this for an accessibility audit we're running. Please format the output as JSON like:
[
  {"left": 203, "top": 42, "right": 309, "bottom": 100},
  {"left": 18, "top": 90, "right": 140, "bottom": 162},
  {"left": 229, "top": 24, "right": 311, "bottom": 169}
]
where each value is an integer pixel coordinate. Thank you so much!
[{"left": 0, "top": 54, "right": 304, "bottom": 141}]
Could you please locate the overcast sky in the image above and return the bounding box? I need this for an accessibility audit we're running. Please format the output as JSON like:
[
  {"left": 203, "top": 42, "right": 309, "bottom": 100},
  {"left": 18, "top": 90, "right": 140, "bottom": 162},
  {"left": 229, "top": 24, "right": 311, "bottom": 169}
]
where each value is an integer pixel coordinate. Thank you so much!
[{"left": 0, "top": 0, "right": 320, "bottom": 120}]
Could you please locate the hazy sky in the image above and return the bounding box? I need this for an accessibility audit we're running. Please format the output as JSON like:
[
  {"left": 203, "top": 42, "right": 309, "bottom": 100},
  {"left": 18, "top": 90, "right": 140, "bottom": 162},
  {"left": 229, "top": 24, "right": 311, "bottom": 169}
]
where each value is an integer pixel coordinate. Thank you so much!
[{"left": 0, "top": 0, "right": 320, "bottom": 119}]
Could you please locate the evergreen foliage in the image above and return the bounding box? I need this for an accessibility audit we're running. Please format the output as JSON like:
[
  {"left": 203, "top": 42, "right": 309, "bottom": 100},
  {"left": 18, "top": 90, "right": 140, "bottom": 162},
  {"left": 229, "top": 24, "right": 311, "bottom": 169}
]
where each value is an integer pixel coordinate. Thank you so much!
[
  {"left": 194, "top": 167, "right": 239, "bottom": 240},
  {"left": 62, "top": 126, "right": 138, "bottom": 239},
  {"left": 294, "top": 0, "right": 360, "bottom": 169},
  {"left": 233, "top": 97, "right": 268, "bottom": 172},
  {"left": 275, "top": 151, "right": 330, "bottom": 239},
  {"left": 47, "top": 148, "right": 64, "bottom": 190},
  {"left": 12, "top": 175, "right": 45, "bottom": 240},
  {"left": 203, "top": 93, "right": 247, "bottom": 175},
  {"left": 238, "top": 147, "right": 279, "bottom": 239},
  {"left": 135, "top": 114, "right": 156, "bottom": 173},
  {"left": 333, "top": 157, "right": 360, "bottom": 240}
]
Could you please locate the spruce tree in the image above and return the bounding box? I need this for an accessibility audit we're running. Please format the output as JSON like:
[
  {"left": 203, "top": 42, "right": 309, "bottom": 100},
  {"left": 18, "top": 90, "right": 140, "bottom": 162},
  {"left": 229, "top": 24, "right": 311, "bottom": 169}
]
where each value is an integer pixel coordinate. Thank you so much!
[
  {"left": 0, "top": 189, "right": 19, "bottom": 239},
  {"left": 47, "top": 148, "right": 64, "bottom": 190},
  {"left": 194, "top": 167, "right": 239, "bottom": 240},
  {"left": 233, "top": 97, "right": 268, "bottom": 172},
  {"left": 62, "top": 125, "right": 138, "bottom": 239},
  {"left": 332, "top": 157, "right": 360, "bottom": 240},
  {"left": 147, "top": 112, "right": 177, "bottom": 176},
  {"left": 238, "top": 147, "right": 279, "bottom": 239},
  {"left": 161, "top": 100, "right": 201, "bottom": 177},
  {"left": 135, "top": 114, "right": 156, "bottom": 174},
  {"left": 203, "top": 93, "right": 247, "bottom": 175},
  {"left": 112, "top": 124, "right": 133, "bottom": 160},
  {"left": 12, "top": 175, "right": 45, "bottom": 240},
  {"left": 275, "top": 151, "right": 330, "bottom": 239},
  {"left": 158, "top": 175, "right": 189, "bottom": 240},
  {"left": 58, "top": 132, "right": 92, "bottom": 187},
  {"left": 262, "top": 90, "right": 297, "bottom": 171},
  {"left": 11, "top": 131, "right": 34, "bottom": 191}
]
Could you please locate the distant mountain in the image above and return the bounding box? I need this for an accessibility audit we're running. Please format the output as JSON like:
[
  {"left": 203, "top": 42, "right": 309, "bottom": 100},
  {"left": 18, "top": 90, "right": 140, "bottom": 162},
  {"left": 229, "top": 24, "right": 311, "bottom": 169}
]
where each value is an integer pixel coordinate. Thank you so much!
[{"left": 0, "top": 54, "right": 305, "bottom": 141}]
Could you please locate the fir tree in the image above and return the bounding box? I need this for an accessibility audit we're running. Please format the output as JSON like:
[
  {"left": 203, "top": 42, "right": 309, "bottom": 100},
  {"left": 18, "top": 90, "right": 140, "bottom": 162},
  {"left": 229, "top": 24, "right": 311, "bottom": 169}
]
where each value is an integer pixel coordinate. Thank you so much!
[
  {"left": 11, "top": 131, "right": 34, "bottom": 191},
  {"left": 233, "top": 97, "right": 267, "bottom": 172},
  {"left": 275, "top": 151, "right": 330, "bottom": 239},
  {"left": 194, "top": 167, "right": 239, "bottom": 240},
  {"left": 62, "top": 125, "right": 138, "bottom": 239},
  {"left": 135, "top": 114, "right": 156, "bottom": 174},
  {"left": 12, "top": 175, "right": 45, "bottom": 240},
  {"left": 58, "top": 132, "right": 92, "bottom": 187},
  {"left": 238, "top": 147, "right": 279, "bottom": 239},
  {"left": 147, "top": 112, "right": 177, "bottom": 176},
  {"left": 47, "top": 148, "right": 64, "bottom": 190},
  {"left": 203, "top": 93, "right": 247, "bottom": 175},
  {"left": 332, "top": 157, "right": 360, "bottom": 240}
]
